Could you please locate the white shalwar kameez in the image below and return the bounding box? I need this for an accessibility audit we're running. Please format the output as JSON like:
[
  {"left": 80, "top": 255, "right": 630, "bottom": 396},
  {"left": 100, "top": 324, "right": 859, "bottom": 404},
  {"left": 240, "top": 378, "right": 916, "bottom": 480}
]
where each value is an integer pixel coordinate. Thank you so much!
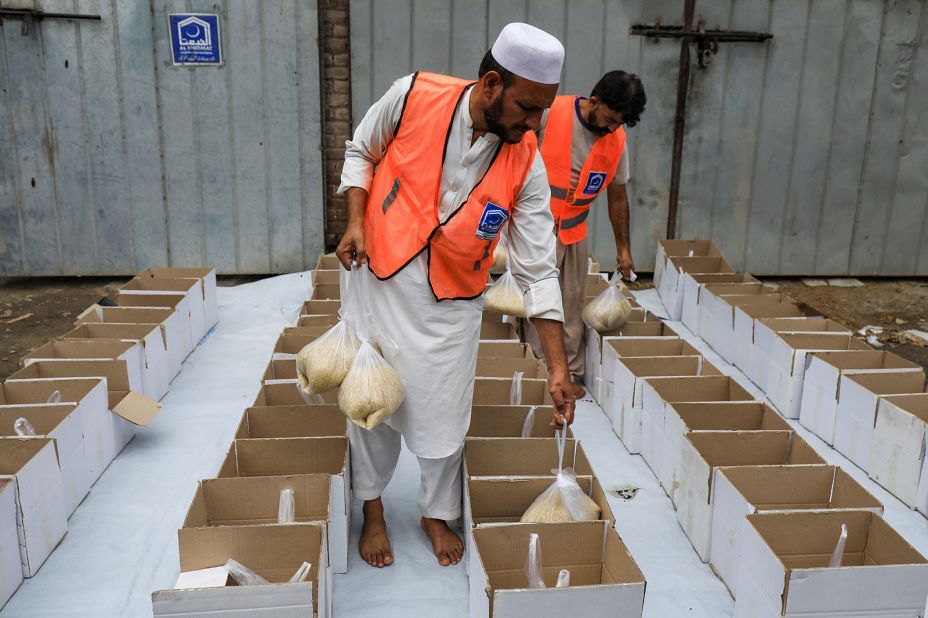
[{"left": 339, "top": 74, "right": 564, "bottom": 519}]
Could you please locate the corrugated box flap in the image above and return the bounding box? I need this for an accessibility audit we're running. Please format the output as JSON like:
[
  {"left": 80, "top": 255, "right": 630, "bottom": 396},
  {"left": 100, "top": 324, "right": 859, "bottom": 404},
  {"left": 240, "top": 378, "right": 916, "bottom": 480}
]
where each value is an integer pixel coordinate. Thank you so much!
[{"left": 112, "top": 391, "right": 161, "bottom": 425}]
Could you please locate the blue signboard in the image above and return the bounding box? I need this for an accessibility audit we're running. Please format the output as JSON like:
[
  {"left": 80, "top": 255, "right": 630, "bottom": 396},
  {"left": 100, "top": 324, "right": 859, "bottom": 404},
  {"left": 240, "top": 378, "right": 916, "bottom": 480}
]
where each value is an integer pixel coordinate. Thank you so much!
[{"left": 169, "top": 14, "right": 222, "bottom": 66}]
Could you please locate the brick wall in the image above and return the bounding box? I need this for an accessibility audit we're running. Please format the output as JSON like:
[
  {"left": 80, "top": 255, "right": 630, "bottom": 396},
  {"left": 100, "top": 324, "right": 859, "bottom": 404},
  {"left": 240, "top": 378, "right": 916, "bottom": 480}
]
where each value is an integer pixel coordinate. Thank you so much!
[{"left": 319, "top": 0, "right": 352, "bottom": 250}]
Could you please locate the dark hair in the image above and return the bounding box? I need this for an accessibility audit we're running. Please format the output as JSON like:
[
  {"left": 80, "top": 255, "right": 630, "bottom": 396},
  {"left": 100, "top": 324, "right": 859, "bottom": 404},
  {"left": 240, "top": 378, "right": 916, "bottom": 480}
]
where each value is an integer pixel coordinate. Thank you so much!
[
  {"left": 591, "top": 71, "right": 646, "bottom": 128},
  {"left": 478, "top": 50, "right": 516, "bottom": 88}
]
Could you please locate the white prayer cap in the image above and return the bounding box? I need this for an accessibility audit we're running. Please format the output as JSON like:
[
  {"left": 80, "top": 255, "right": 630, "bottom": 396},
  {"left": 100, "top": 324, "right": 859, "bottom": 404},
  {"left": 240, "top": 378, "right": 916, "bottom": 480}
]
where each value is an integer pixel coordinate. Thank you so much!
[{"left": 491, "top": 22, "right": 564, "bottom": 85}]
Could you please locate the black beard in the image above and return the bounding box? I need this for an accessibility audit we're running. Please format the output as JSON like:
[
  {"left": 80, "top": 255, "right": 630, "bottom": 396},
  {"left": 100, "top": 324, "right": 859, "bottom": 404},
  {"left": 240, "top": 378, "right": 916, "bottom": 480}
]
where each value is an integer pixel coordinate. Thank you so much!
[{"left": 484, "top": 96, "right": 522, "bottom": 144}]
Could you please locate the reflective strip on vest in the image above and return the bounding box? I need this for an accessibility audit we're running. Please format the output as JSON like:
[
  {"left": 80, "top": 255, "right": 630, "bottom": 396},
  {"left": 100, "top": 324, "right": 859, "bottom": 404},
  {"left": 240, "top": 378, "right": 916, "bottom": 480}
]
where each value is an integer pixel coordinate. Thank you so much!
[
  {"left": 381, "top": 178, "right": 401, "bottom": 213},
  {"left": 560, "top": 209, "right": 591, "bottom": 230},
  {"left": 550, "top": 185, "right": 600, "bottom": 206}
]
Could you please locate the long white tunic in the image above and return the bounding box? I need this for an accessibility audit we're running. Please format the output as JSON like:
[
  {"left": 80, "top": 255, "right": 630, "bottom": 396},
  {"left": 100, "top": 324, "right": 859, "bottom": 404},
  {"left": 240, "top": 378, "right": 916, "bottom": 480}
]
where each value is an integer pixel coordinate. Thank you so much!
[{"left": 339, "top": 74, "right": 564, "bottom": 458}]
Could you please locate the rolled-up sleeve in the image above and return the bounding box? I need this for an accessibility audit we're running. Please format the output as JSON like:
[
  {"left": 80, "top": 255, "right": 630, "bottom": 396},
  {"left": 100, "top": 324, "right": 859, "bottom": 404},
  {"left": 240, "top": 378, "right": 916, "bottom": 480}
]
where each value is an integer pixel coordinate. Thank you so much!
[
  {"left": 338, "top": 74, "right": 414, "bottom": 194},
  {"left": 508, "top": 151, "right": 564, "bottom": 322}
]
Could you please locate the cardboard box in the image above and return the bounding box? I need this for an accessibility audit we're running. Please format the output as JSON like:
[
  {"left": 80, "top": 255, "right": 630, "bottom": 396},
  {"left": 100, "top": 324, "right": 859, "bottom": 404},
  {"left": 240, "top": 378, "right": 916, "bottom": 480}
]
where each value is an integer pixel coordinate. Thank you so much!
[
  {"left": 754, "top": 332, "right": 871, "bottom": 418},
  {"left": 0, "top": 438, "right": 68, "bottom": 577},
  {"left": 870, "top": 394, "right": 928, "bottom": 515},
  {"left": 76, "top": 306, "right": 189, "bottom": 379},
  {"left": 252, "top": 383, "right": 337, "bottom": 407},
  {"left": 316, "top": 253, "right": 340, "bottom": 270},
  {"left": 606, "top": 356, "right": 720, "bottom": 454},
  {"left": 602, "top": 338, "right": 701, "bottom": 384},
  {"left": 710, "top": 465, "right": 882, "bottom": 595},
  {"left": 615, "top": 322, "right": 678, "bottom": 338},
  {"left": 469, "top": 521, "right": 645, "bottom": 618},
  {"left": 0, "top": 479, "right": 22, "bottom": 608},
  {"left": 658, "top": 255, "right": 733, "bottom": 320},
  {"left": 119, "top": 276, "right": 206, "bottom": 346},
  {"left": 463, "top": 438, "right": 593, "bottom": 479},
  {"left": 480, "top": 321, "right": 519, "bottom": 341},
  {"left": 59, "top": 322, "right": 171, "bottom": 400},
  {"left": 833, "top": 371, "right": 927, "bottom": 472},
  {"left": 23, "top": 337, "right": 155, "bottom": 400},
  {"left": 141, "top": 267, "right": 219, "bottom": 330},
  {"left": 674, "top": 431, "right": 825, "bottom": 561},
  {"left": 0, "top": 405, "right": 89, "bottom": 517},
  {"left": 732, "top": 301, "right": 824, "bottom": 372},
  {"left": 311, "top": 284, "right": 340, "bottom": 301},
  {"left": 310, "top": 270, "right": 340, "bottom": 286},
  {"left": 262, "top": 355, "right": 298, "bottom": 383},
  {"left": 235, "top": 406, "right": 346, "bottom": 439},
  {"left": 297, "top": 314, "right": 341, "bottom": 328},
  {"left": 654, "top": 239, "right": 724, "bottom": 291},
  {"left": 473, "top": 377, "right": 552, "bottom": 406},
  {"left": 154, "top": 523, "right": 329, "bottom": 617},
  {"left": 467, "top": 406, "right": 568, "bottom": 439},
  {"left": 301, "top": 300, "right": 340, "bottom": 316},
  {"left": 478, "top": 341, "right": 535, "bottom": 359},
  {"left": 583, "top": 310, "right": 653, "bottom": 400},
  {"left": 680, "top": 272, "right": 759, "bottom": 334},
  {"left": 476, "top": 357, "right": 547, "bottom": 379},
  {"left": 183, "top": 474, "right": 342, "bottom": 574},
  {"left": 640, "top": 376, "right": 756, "bottom": 494},
  {"left": 217, "top": 437, "right": 349, "bottom": 575},
  {"left": 9, "top": 361, "right": 160, "bottom": 464},
  {"left": 463, "top": 476, "right": 613, "bottom": 576},
  {"left": 0, "top": 379, "right": 109, "bottom": 483},
  {"left": 697, "top": 285, "right": 779, "bottom": 362},
  {"left": 733, "top": 511, "right": 928, "bottom": 618}
]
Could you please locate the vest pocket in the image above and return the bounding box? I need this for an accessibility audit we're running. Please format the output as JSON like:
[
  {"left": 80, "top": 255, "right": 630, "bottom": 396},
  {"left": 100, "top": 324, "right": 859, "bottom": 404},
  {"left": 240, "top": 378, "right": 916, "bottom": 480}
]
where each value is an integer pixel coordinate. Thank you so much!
[{"left": 381, "top": 178, "right": 401, "bottom": 213}]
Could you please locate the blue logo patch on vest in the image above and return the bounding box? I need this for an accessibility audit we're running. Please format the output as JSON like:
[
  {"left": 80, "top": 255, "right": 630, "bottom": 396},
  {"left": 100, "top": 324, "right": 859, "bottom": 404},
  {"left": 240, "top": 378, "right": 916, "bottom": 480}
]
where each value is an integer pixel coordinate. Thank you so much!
[
  {"left": 476, "top": 202, "right": 509, "bottom": 240},
  {"left": 582, "top": 171, "right": 608, "bottom": 196}
]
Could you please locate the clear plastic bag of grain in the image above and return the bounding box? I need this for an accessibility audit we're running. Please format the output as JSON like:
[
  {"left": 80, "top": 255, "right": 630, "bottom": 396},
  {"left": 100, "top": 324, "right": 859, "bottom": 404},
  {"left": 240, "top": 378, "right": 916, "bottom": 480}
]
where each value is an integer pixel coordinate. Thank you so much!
[
  {"left": 582, "top": 272, "right": 632, "bottom": 332},
  {"left": 484, "top": 270, "right": 526, "bottom": 317}
]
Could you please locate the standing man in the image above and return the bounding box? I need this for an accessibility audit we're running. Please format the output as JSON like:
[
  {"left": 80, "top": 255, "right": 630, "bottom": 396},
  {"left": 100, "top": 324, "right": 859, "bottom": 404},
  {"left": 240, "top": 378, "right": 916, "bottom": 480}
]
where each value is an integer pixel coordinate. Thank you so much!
[
  {"left": 524, "top": 71, "right": 646, "bottom": 384},
  {"left": 335, "top": 23, "right": 576, "bottom": 570}
]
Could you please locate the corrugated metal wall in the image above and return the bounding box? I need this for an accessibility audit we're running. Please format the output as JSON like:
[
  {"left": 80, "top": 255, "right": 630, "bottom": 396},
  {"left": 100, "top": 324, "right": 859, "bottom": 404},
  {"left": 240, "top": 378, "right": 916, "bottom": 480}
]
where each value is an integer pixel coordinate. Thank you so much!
[
  {"left": 0, "top": 0, "right": 324, "bottom": 276},
  {"left": 348, "top": 0, "right": 928, "bottom": 275}
]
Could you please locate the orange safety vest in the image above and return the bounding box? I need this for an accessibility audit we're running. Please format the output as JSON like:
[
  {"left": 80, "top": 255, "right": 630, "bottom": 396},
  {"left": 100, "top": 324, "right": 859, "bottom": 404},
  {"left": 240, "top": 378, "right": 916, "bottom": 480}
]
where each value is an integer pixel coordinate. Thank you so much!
[
  {"left": 540, "top": 95, "right": 625, "bottom": 245},
  {"left": 364, "top": 71, "right": 537, "bottom": 301}
]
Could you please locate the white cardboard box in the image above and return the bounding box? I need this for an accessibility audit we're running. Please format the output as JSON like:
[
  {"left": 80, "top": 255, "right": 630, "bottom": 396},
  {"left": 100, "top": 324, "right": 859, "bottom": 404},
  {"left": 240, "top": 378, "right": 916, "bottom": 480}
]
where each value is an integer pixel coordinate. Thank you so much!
[
  {"left": 0, "top": 438, "right": 68, "bottom": 577},
  {"left": 59, "top": 322, "right": 171, "bottom": 401},
  {"left": 674, "top": 431, "right": 825, "bottom": 561},
  {"left": 0, "top": 479, "right": 22, "bottom": 608},
  {"left": 658, "top": 255, "right": 733, "bottom": 320},
  {"left": 473, "top": 377, "right": 552, "bottom": 407},
  {"left": 602, "top": 338, "right": 700, "bottom": 386},
  {"left": 833, "top": 371, "right": 926, "bottom": 472},
  {"left": 710, "top": 465, "right": 882, "bottom": 596},
  {"left": 698, "top": 287, "right": 780, "bottom": 364},
  {"left": 654, "top": 239, "right": 724, "bottom": 291},
  {"left": 0, "top": 379, "right": 109, "bottom": 484},
  {"left": 142, "top": 267, "right": 219, "bottom": 331},
  {"left": 799, "top": 351, "right": 923, "bottom": 445},
  {"left": 216, "top": 437, "right": 350, "bottom": 575},
  {"left": 463, "top": 438, "right": 593, "bottom": 480},
  {"left": 118, "top": 276, "right": 205, "bottom": 348},
  {"left": 153, "top": 523, "right": 329, "bottom": 617},
  {"left": 870, "top": 393, "right": 928, "bottom": 516},
  {"left": 469, "top": 521, "right": 645, "bottom": 618},
  {"left": 467, "top": 406, "right": 564, "bottom": 439},
  {"left": 733, "top": 510, "right": 928, "bottom": 618},
  {"left": 234, "top": 405, "right": 347, "bottom": 440},
  {"left": 681, "top": 273, "right": 759, "bottom": 334},
  {"left": 732, "top": 300, "right": 822, "bottom": 372},
  {"left": 0, "top": 405, "right": 90, "bottom": 517}
]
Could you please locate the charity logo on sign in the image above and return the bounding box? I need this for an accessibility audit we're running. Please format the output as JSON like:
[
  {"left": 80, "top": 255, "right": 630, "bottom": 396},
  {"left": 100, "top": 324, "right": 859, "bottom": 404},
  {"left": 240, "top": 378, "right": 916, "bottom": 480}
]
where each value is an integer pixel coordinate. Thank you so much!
[
  {"left": 169, "top": 14, "right": 222, "bottom": 66},
  {"left": 582, "top": 171, "right": 607, "bottom": 196},
  {"left": 475, "top": 203, "right": 509, "bottom": 240}
]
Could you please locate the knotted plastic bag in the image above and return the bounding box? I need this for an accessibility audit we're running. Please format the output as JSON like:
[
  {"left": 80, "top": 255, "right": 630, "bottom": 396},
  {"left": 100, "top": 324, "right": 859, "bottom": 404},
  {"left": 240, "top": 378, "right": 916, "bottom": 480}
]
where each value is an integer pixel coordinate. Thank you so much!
[
  {"left": 828, "top": 523, "right": 848, "bottom": 568},
  {"left": 484, "top": 270, "right": 526, "bottom": 317},
  {"left": 510, "top": 371, "right": 524, "bottom": 406},
  {"left": 520, "top": 405, "right": 537, "bottom": 438},
  {"left": 582, "top": 272, "right": 632, "bottom": 332},
  {"left": 14, "top": 418, "right": 36, "bottom": 437},
  {"left": 288, "top": 562, "right": 312, "bottom": 584},
  {"left": 525, "top": 532, "right": 545, "bottom": 589},
  {"left": 337, "top": 264, "right": 405, "bottom": 430},
  {"left": 520, "top": 429, "right": 601, "bottom": 523},
  {"left": 225, "top": 559, "right": 269, "bottom": 586},
  {"left": 491, "top": 229, "right": 509, "bottom": 273},
  {"left": 278, "top": 489, "right": 295, "bottom": 524},
  {"left": 555, "top": 569, "right": 570, "bottom": 588}
]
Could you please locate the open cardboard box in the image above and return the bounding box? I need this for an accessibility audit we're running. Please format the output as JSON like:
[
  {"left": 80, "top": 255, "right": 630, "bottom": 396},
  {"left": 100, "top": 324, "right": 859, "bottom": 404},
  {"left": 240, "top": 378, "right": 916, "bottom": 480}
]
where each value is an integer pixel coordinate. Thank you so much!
[
  {"left": 183, "top": 474, "right": 339, "bottom": 575},
  {"left": 301, "top": 300, "right": 341, "bottom": 316},
  {"left": 235, "top": 406, "right": 346, "bottom": 439},
  {"left": 467, "top": 406, "right": 567, "bottom": 439},
  {"left": 681, "top": 272, "right": 759, "bottom": 333},
  {"left": 316, "top": 253, "right": 341, "bottom": 270},
  {"left": 654, "top": 239, "right": 724, "bottom": 291},
  {"left": 0, "top": 404, "right": 89, "bottom": 517},
  {"left": 733, "top": 510, "right": 928, "bottom": 618},
  {"left": 217, "top": 437, "right": 349, "bottom": 574},
  {"left": 154, "top": 523, "right": 330, "bottom": 617},
  {"left": 463, "top": 438, "right": 592, "bottom": 479},
  {"left": 583, "top": 308, "right": 652, "bottom": 401},
  {"left": 476, "top": 357, "right": 547, "bottom": 379},
  {"left": 298, "top": 314, "right": 341, "bottom": 328},
  {"left": 710, "top": 465, "right": 882, "bottom": 596},
  {"left": 141, "top": 267, "right": 218, "bottom": 330},
  {"left": 0, "top": 379, "right": 109, "bottom": 483},
  {"left": 478, "top": 341, "right": 536, "bottom": 359},
  {"left": 752, "top": 332, "right": 871, "bottom": 419},
  {"left": 310, "top": 270, "right": 340, "bottom": 286},
  {"left": 60, "top": 322, "right": 171, "bottom": 400},
  {"left": 252, "top": 383, "right": 337, "bottom": 407},
  {"left": 697, "top": 285, "right": 780, "bottom": 363},
  {"left": 480, "top": 321, "right": 519, "bottom": 341},
  {"left": 870, "top": 394, "right": 928, "bottom": 516},
  {"left": 469, "top": 521, "right": 645, "bottom": 618},
  {"left": 0, "top": 479, "right": 21, "bottom": 608},
  {"left": 606, "top": 356, "right": 720, "bottom": 454},
  {"left": 658, "top": 255, "right": 734, "bottom": 321},
  {"left": 602, "top": 338, "right": 700, "bottom": 385},
  {"left": 640, "top": 375, "right": 755, "bottom": 494},
  {"left": 0, "top": 438, "right": 68, "bottom": 577},
  {"left": 833, "top": 371, "right": 926, "bottom": 472},
  {"left": 8, "top": 360, "right": 160, "bottom": 465},
  {"left": 262, "top": 355, "right": 298, "bottom": 382},
  {"left": 463, "top": 476, "right": 614, "bottom": 580},
  {"left": 76, "top": 306, "right": 190, "bottom": 379},
  {"left": 732, "top": 300, "right": 823, "bottom": 371},
  {"left": 674, "top": 431, "right": 825, "bottom": 561},
  {"left": 310, "top": 284, "right": 340, "bottom": 301},
  {"left": 118, "top": 276, "right": 206, "bottom": 346},
  {"left": 798, "top": 350, "right": 924, "bottom": 446},
  {"left": 473, "top": 377, "right": 552, "bottom": 406}
]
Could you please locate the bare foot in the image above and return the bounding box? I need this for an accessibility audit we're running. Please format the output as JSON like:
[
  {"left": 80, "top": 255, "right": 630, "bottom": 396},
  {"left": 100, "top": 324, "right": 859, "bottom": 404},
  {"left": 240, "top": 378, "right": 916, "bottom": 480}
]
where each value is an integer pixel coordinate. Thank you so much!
[
  {"left": 359, "top": 499, "right": 393, "bottom": 568},
  {"left": 420, "top": 517, "right": 463, "bottom": 566}
]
